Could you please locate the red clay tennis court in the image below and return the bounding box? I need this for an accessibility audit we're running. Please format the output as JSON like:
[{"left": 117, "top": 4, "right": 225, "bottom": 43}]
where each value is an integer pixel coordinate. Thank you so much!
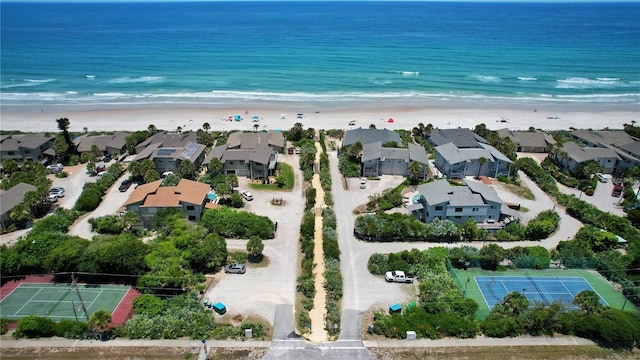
[{"left": 0, "top": 276, "right": 138, "bottom": 326}]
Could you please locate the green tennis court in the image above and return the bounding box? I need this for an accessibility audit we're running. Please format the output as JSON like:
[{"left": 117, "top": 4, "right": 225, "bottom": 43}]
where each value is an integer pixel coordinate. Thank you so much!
[
  {"left": 450, "top": 268, "right": 639, "bottom": 319},
  {"left": 0, "top": 283, "right": 130, "bottom": 321}
]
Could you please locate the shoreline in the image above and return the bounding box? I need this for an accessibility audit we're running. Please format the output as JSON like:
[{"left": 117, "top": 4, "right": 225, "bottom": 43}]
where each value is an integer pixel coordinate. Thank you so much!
[{"left": 1, "top": 100, "right": 638, "bottom": 133}]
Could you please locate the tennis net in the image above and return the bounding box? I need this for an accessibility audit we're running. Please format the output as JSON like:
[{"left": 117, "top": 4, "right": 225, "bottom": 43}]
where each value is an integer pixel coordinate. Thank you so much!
[{"left": 525, "top": 270, "right": 550, "bottom": 305}]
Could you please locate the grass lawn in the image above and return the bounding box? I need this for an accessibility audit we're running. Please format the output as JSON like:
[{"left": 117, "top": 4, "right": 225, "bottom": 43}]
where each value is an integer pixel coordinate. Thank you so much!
[
  {"left": 248, "top": 163, "right": 294, "bottom": 191},
  {"left": 502, "top": 182, "right": 536, "bottom": 200}
]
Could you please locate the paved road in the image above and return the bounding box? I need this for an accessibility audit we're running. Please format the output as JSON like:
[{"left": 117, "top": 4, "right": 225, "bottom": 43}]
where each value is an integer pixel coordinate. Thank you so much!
[{"left": 68, "top": 171, "right": 133, "bottom": 239}]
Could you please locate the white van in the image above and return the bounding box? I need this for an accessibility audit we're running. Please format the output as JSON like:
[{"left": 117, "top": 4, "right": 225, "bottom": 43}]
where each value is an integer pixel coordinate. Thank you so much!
[{"left": 595, "top": 173, "right": 607, "bottom": 183}]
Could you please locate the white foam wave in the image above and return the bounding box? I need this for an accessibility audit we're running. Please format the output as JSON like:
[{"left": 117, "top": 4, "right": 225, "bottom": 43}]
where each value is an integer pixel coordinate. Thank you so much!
[
  {"left": 556, "top": 77, "right": 624, "bottom": 89},
  {"left": 401, "top": 71, "right": 419, "bottom": 76},
  {"left": 108, "top": 76, "right": 165, "bottom": 84},
  {"left": 470, "top": 75, "right": 502, "bottom": 83},
  {"left": 86, "top": 75, "right": 96, "bottom": 79},
  {"left": 25, "top": 78, "right": 56, "bottom": 83},
  {"left": 518, "top": 77, "right": 537, "bottom": 81}
]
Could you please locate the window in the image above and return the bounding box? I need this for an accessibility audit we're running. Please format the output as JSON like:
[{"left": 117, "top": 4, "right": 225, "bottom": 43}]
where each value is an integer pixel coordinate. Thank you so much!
[
  {"left": 472, "top": 207, "right": 479, "bottom": 212},
  {"left": 490, "top": 206, "right": 495, "bottom": 209},
  {"left": 455, "top": 207, "right": 462, "bottom": 212},
  {"left": 229, "top": 161, "right": 234, "bottom": 165},
  {"left": 188, "top": 215, "right": 196, "bottom": 221},
  {"left": 24, "top": 150, "right": 31, "bottom": 154},
  {"left": 455, "top": 216, "right": 461, "bottom": 219},
  {"left": 186, "top": 205, "right": 195, "bottom": 211},
  {"left": 435, "top": 206, "right": 443, "bottom": 211},
  {"left": 8, "top": 151, "right": 15, "bottom": 155}
]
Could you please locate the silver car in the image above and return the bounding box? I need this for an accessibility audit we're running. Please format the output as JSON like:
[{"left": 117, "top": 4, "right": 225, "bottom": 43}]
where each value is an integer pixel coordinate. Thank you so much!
[{"left": 224, "top": 263, "right": 246, "bottom": 274}]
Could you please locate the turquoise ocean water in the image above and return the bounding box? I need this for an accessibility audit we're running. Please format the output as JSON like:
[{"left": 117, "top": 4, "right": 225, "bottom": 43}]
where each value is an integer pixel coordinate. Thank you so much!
[{"left": 1, "top": 1, "right": 639, "bottom": 108}]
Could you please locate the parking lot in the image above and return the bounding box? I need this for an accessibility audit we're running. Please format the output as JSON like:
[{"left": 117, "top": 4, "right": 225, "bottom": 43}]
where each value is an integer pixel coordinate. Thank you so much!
[{"left": 203, "top": 155, "right": 304, "bottom": 323}]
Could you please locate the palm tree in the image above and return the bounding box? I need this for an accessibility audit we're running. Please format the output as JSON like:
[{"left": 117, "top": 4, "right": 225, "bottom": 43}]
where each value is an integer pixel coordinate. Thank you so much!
[
  {"left": 208, "top": 158, "right": 223, "bottom": 175},
  {"left": 83, "top": 126, "right": 88, "bottom": 134},
  {"left": 573, "top": 290, "right": 603, "bottom": 314},
  {"left": 202, "top": 122, "right": 210, "bottom": 133},
  {"left": 253, "top": 123, "right": 259, "bottom": 132},
  {"left": 121, "top": 211, "right": 139, "bottom": 231},
  {"left": 148, "top": 124, "right": 157, "bottom": 133},
  {"left": 89, "top": 308, "right": 112, "bottom": 340},
  {"left": 176, "top": 126, "right": 183, "bottom": 134},
  {"left": 477, "top": 157, "right": 488, "bottom": 179},
  {"left": 91, "top": 144, "right": 101, "bottom": 158},
  {"left": 408, "top": 161, "right": 423, "bottom": 182},
  {"left": 9, "top": 203, "right": 31, "bottom": 227}
]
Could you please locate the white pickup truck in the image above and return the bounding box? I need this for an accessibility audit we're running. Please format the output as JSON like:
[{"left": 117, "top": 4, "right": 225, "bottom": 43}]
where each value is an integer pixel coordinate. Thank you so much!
[{"left": 385, "top": 270, "right": 414, "bottom": 283}]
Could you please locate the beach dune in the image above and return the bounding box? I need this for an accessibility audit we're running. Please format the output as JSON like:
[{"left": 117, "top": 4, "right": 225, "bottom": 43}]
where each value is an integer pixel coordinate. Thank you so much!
[{"left": 1, "top": 102, "right": 637, "bottom": 133}]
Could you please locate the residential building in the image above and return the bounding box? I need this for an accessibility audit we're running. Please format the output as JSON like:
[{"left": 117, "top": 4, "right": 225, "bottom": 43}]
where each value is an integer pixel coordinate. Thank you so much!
[
  {"left": 496, "top": 128, "right": 555, "bottom": 153},
  {"left": 557, "top": 142, "right": 620, "bottom": 174},
  {"left": 206, "top": 142, "right": 277, "bottom": 179},
  {"left": 434, "top": 142, "right": 512, "bottom": 179},
  {"left": 426, "top": 128, "right": 488, "bottom": 148},
  {"left": 0, "top": 183, "right": 37, "bottom": 229},
  {"left": 123, "top": 179, "right": 212, "bottom": 229},
  {"left": 560, "top": 129, "right": 640, "bottom": 174},
  {"left": 343, "top": 128, "right": 401, "bottom": 147},
  {"left": 134, "top": 141, "right": 207, "bottom": 174},
  {"left": 134, "top": 132, "right": 198, "bottom": 155},
  {"left": 226, "top": 131, "right": 286, "bottom": 153},
  {"left": 75, "top": 132, "right": 129, "bottom": 157},
  {"left": 409, "top": 179, "right": 515, "bottom": 226},
  {"left": 361, "top": 142, "right": 429, "bottom": 177},
  {"left": 0, "top": 134, "right": 55, "bottom": 165}
]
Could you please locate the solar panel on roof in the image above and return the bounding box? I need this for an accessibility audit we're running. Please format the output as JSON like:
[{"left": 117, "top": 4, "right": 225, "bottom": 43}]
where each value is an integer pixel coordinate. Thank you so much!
[{"left": 180, "top": 142, "right": 201, "bottom": 159}]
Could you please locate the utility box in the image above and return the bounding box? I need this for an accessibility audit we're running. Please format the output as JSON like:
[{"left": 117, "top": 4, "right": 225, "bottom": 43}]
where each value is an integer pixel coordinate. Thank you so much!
[
  {"left": 389, "top": 303, "right": 402, "bottom": 314},
  {"left": 406, "top": 331, "right": 416, "bottom": 340},
  {"left": 213, "top": 302, "right": 226, "bottom": 315},
  {"left": 245, "top": 329, "right": 253, "bottom": 339}
]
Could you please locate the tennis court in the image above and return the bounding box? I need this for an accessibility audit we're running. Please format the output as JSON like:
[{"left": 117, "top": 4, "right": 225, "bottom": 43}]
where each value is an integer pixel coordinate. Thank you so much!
[
  {"left": 0, "top": 282, "right": 131, "bottom": 322},
  {"left": 450, "top": 268, "right": 638, "bottom": 319},
  {"left": 475, "top": 273, "right": 604, "bottom": 309}
]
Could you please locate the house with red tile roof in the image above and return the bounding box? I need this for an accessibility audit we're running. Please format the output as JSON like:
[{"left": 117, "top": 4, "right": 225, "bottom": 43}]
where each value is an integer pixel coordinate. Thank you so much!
[{"left": 123, "top": 179, "right": 211, "bottom": 229}]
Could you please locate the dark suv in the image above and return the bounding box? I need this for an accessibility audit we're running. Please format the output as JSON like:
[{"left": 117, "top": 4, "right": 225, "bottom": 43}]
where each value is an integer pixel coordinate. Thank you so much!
[{"left": 118, "top": 179, "right": 132, "bottom": 192}]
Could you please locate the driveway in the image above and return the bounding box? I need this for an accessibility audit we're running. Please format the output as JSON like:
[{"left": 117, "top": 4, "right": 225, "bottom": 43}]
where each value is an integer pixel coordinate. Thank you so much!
[
  {"left": 49, "top": 163, "right": 97, "bottom": 210},
  {"left": 67, "top": 172, "right": 135, "bottom": 239},
  {"left": 203, "top": 154, "right": 304, "bottom": 324}
]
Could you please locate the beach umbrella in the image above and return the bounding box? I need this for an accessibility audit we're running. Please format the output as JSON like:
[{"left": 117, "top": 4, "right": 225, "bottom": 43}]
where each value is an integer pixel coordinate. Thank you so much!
[
  {"left": 228, "top": 116, "right": 233, "bottom": 120},
  {"left": 387, "top": 118, "right": 394, "bottom": 123},
  {"left": 234, "top": 115, "right": 241, "bottom": 121}
]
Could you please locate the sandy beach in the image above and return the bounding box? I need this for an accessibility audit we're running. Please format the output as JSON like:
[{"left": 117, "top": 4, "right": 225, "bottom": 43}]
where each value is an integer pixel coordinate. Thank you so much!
[{"left": 1, "top": 101, "right": 638, "bottom": 134}]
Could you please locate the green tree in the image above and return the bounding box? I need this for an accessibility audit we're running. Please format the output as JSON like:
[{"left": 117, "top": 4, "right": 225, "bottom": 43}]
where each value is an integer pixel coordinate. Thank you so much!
[
  {"left": 2, "top": 159, "right": 19, "bottom": 174},
  {"left": 121, "top": 211, "right": 140, "bottom": 231},
  {"left": 573, "top": 290, "right": 604, "bottom": 315},
  {"left": 57, "top": 117, "right": 78, "bottom": 156},
  {"left": 202, "top": 122, "right": 210, "bottom": 133},
  {"left": 91, "top": 144, "right": 101, "bottom": 158},
  {"left": 148, "top": 124, "right": 157, "bottom": 133},
  {"left": 246, "top": 236, "right": 264, "bottom": 262},
  {"left": 178, "top": 160, "right": 195, "bottom": 179},
  {"left": 144, "top": 169, "right": 160, "bottom": 183},
  {"left": 479, "top": 244, "right": 504, "bottom": 270},
  {"left": 407, "top": 161, "right": 422, "bottom": 182},
  {"left": 89, "top": 308, "right": 112, "bottom": 339},
  {"left": 9, "top": 203, "right": 31, "bottom": 227},
  {"left": 477, "top": 157, "right": 488, "bottom": 179},
  {"left": 348, "top": 141, "right": 363, "bottom": 158},
  {"left": 208, "top": 158, "right": 223, "bottom": 175},
  {"left": 288, "top": 122, "right": 304, "bottom": 141},
  {"left": 86, "top": 160, "right": 96, "bottom": 175},
  {"left": 498, "top": 291, "right": 530, "bottom": 317}
]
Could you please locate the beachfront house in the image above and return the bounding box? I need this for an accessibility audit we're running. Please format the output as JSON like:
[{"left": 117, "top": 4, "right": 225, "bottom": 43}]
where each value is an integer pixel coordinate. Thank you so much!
[
  {"left": 409, "top": 179, "right": 517, "bottom": 227},
  {"left": 555, "top": 129, "right": 640, "bottom": 175},
  {"left": 75, "top": 132, "right": 129, "bottom": 158},
  {"left": 0, "top": 134, "right": 55, "bottom": 166},
  {"left": 0, "top": 183, "right": 37, "bottom": 229},
  {"left": 343, "top": 128, "right": 402, "bottom": 147},
  {"left": 361, "top": 141, "right": 429, "bottom": 177},
  {"left": 134, "top": 132, "right": 199, "bottom": 155},
  {"left": 496, "top": 128, "right": 555, "bottom": 153},
  {"left": 226, "top": 131, "right": 286, "bottom": 154},
  {"left": 133, "top": 141, "right": 207, "bottom": 175},
  {"left": 206, "top": 142, "right": 277, "bottom": 179},
  {"left": 434, "top": 142, "right": 512, "bottom": 179},
  {"left": 426, "top": 128, "right": 488, "bottom": 148},
  {"left": 123, "top": 179, "right": 212, "bottom": 229}
]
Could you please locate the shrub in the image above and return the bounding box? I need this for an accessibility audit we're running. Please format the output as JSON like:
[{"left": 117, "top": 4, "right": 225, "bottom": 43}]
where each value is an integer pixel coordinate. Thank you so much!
[
  {"left": 13, "top": 315, "right": 56, "bottom": 338},
  {"left": 55, "top": 320, "right": 91, "bottom": 339},
  {"left": 367, "top": 253, "right": 388, "bottom": 275},
  {"left": 89, "top": 215, "right": 124, "bottom": 234},
  {"left": 305, "top": 187, "right": 316, "bottom": 210},
  {"left": 200, "top": 207, "right": 275, "bottom": 239}
]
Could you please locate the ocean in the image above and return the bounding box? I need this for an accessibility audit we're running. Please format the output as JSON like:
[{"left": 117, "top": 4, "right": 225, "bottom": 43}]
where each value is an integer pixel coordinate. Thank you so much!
[{"left": 1, "top": 1, "right": 639, "bottom": 108}]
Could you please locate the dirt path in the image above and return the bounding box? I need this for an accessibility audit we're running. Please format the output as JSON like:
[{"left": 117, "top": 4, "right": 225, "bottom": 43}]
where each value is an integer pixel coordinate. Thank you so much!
[{"left": 307, "top": 138, "right": 329, "bottom": 342}]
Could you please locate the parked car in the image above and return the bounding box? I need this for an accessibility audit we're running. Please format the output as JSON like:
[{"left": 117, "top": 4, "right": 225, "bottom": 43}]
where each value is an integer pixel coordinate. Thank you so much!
[
  {"left": 46, "top": 163, "right": 63, "bottom": 173},
  {"left": 241, "top": 191, "right": 254, "bottom": 201},
  {"left": 224, "top": 263, "right": 246, "bottom": 274},
  {"left": 103, "top": 154, "right": 112, "bottom": 162},
  {"left": 161, "top": 171, "right": 174, "bottom": 178},
  {"left": 49, "top": 187, "right": 65, "bottom": 198},
  {"left": 349, "top": 120, "right": 356, "bottom": 126},
  {"left": 118, "top": 179, "right": 132, "bottom": 192},
  {"left": 294, "top": 147, "right": 301, "bottom": 154},
  {"left": 288, "top": 147, "right": 294, "bottom": 155},
  {"left": 595, "top": 173, "right": 608, "bottom": 183},
  {"left": 385, "top": 270, "right": 414, "bottom": 283},
  {"left": 95, "top": 164, "right": 107, "bottom": 174},
  {"left": 360, "top": 178, "right": 367, "bottom": 189}
]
